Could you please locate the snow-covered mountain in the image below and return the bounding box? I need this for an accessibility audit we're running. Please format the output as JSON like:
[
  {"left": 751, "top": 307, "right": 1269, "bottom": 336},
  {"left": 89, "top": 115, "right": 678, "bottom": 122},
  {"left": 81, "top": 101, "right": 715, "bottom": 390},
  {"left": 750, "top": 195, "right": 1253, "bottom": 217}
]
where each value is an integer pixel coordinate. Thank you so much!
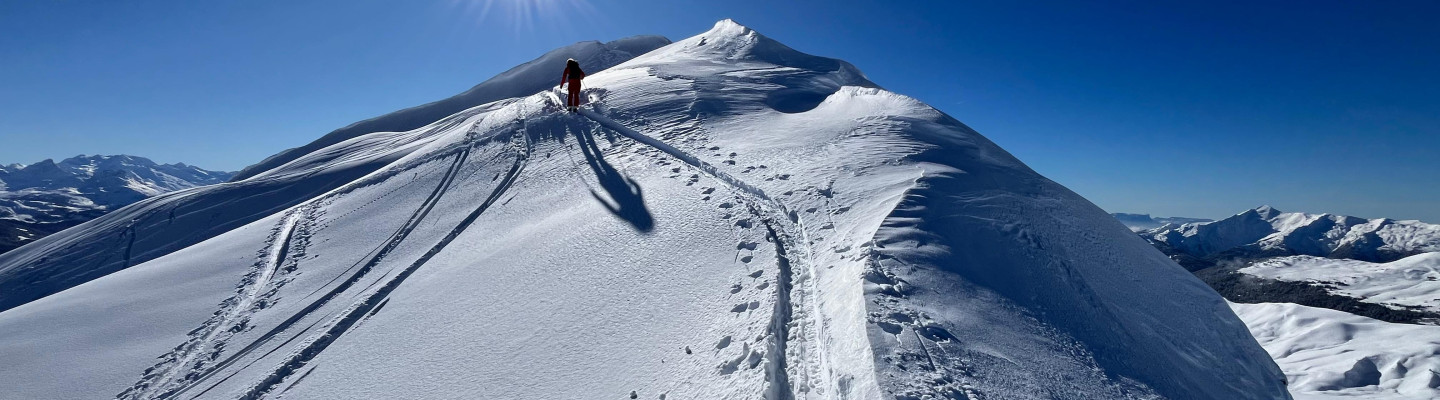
[
  {"left": 0, "top": 39, "right": 669, "bottom": 314},
  {"left": 229, "top": 35, "right": 671, "bottom": 182},
  {"left": 1240, "top": 253, "right": 1440, "bottom": 315},
  {"left": 1128, "top": 208, "right": 1440, "bottom": 398},
  {"left": 1142, "top": 206, "right": 1440, "bottom": 269},
  {"left": 0, "top": 20, "right": 1289, "bottom": 400},
  {"left": 0, "top": 155, "right": 232, "bottom": 254},
  {"left": 1111, "top": 212, "right": 1211, "bottom": 231},
  {"left": 1135, "top": 206, "right": 1440, "bottom": 322}
]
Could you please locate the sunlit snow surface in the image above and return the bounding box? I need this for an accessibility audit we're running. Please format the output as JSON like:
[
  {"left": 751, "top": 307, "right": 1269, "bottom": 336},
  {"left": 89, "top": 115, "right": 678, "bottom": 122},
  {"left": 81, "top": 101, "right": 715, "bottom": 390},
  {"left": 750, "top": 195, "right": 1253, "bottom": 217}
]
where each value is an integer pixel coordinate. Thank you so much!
[
  {"left": 1233, "top": 302, "right": 1440, "bottom": 400},
  {"left": 1241, "top": 252, "right": 1440, "bottom": 313},
  {"left": 0, "top": 20, "right": 1288, "bottom": 399}
]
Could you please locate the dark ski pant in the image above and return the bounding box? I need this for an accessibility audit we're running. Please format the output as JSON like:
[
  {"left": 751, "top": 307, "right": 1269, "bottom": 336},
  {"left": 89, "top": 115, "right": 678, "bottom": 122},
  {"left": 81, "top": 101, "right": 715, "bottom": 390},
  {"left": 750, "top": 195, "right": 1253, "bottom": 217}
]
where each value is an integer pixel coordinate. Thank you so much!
[{"left": 567, "top": 79, "right": 582, "bottom": 108}]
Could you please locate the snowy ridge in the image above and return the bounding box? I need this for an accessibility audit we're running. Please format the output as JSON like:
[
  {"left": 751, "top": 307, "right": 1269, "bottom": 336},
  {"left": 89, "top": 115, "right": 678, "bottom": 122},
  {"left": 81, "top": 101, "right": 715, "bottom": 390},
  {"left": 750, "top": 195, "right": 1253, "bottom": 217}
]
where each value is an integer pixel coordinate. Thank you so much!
[
  {"left": 1143, "top": 206, "right": 1440, "bottom": 266},
  {"left": 0, "top": 20, "right": 1287, "bottom": 399},
  {"left": 230, "top": 36, "right": 670, "bottom": 181}
]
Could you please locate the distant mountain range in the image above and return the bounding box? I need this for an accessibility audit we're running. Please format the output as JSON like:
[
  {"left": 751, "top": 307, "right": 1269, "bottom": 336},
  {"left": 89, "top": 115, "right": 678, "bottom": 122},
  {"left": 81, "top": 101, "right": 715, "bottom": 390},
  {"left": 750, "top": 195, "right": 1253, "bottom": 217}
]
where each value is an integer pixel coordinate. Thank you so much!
[
  {"left": 0, "top": 155, "right": 232, "bottom": 254},
  {"left": 1138, "top": 206, "right": 1439, "bottom": 269},
  {"left": 1117, "top": 207, "right": 1440, "bottom": 398},
  {"left": 1111, "top": 212, "right": 1213, "bottom": 231},
  {"left": 1117, "top": 206, "right": 1440, "bottom": 324}
]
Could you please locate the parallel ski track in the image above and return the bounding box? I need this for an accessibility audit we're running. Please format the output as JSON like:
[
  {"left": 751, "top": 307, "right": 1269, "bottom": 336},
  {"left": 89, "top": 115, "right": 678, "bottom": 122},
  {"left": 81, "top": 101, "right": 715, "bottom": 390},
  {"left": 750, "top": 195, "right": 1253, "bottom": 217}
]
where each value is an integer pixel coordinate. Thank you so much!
[
  {"left": 166, "top": 147, "right": 475, "bottom": 399},
  {"left": 560, "top": 94, "right": 823, "bottom": 399},
  {"left": 238, "top": 135, "right": 529, "bottom": 399},
  {"left": 178, "top": 109, "right": 532, "bottom": 399},
  {"left": 130, "top": 210, "right": 305, "bottom": 399}
]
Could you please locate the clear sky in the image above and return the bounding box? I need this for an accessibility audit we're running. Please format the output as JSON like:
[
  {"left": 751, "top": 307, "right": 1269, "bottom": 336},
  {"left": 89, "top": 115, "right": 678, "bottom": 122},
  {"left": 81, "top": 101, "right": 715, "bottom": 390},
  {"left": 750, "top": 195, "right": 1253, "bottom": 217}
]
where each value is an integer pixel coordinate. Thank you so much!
[{"left": 2, "top": 1, "right": 1436, "bottom": 222}]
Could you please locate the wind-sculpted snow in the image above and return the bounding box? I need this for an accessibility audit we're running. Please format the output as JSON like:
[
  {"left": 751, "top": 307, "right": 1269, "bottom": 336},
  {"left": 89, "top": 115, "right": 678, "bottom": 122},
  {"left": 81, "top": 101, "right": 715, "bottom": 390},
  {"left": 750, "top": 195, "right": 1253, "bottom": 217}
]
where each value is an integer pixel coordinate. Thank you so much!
[
  {"left": 0, "top": 19, "right": 1288, "bottom": 399},
  {"left": 1233, "top": 302, "right": 1440, "bottom": 399}
]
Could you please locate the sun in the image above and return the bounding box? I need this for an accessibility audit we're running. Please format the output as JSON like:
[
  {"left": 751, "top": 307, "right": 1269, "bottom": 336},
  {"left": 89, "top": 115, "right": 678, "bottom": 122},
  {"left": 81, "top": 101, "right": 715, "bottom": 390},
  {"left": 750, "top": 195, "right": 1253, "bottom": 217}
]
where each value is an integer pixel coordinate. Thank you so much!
[{"left": 449, "top": 0, "right": 599, "bottom": 34}]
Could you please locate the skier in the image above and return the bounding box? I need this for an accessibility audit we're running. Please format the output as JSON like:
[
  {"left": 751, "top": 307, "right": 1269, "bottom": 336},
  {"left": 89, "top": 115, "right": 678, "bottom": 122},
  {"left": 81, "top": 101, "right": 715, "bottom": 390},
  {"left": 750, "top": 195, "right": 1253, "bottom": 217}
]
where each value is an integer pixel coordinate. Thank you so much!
[{"left": 560, "top": 58, "right": 585, "bottom": 112}]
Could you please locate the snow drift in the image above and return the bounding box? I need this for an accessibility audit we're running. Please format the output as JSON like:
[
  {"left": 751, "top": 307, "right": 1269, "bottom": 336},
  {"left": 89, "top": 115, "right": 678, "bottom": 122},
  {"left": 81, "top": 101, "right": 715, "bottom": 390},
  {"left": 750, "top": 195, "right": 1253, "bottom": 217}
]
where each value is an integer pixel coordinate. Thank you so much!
[
  {"left": 0, "top": 20, "right": 1288, "bottom": 399},
  {"left": 1233, "top": 302, "right": 1440, "bottom": 399}
]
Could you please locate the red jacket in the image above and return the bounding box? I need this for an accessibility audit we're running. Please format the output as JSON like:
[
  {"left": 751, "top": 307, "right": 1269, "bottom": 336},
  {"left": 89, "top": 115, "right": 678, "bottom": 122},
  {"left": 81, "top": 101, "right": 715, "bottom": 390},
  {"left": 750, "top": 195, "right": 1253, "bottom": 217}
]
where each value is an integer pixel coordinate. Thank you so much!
[{"left": 562, "top": 64, "right": 585, "bottom": 84}]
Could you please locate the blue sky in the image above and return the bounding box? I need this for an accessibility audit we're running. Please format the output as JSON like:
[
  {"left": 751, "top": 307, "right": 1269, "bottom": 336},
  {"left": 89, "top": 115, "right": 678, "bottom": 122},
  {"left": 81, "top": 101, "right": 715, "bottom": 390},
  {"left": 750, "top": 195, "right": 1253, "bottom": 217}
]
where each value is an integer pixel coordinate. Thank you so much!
[{"left": 2, "top": 1, "right": 1436, "bottom": 222}]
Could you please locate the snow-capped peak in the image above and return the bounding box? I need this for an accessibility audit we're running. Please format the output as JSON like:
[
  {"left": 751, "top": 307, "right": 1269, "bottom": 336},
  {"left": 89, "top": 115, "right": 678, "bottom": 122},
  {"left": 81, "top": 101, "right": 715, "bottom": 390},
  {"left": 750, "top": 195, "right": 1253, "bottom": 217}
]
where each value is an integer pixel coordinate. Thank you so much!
[
  {"left": 0, "top": 20, "right": 1288, "bottom": 400},
  {"left": 230, "top": 35, "right": 671, "bottom": 182},
  {"left": 1142, "top": 206, "right": 1440, "bottom": 263},
  {"left": 1250, "top": 205, "right": 1281, "bottom": 218},
  {"left": 708, "top": 18, "right": 751, "bottom": 36},
  {"left": 0, "top": 154, "right": 233, "bottom": 222}
]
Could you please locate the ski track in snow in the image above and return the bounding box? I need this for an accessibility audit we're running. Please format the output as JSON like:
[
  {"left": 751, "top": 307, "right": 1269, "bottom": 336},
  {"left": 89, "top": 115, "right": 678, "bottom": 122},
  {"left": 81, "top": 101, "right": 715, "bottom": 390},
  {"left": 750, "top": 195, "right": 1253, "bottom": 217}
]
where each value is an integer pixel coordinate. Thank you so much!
[
  {"left": 120, "top": 207, "right": 309, "bottom": 400},
  {"left": 558, "top": 92, "right": 825, "bottom": 399},
  {"left": 0, "top": 22, "right": 1297, "bottom": 400},
  {"left": 145, "top": 145, "right": 479, "bottom": 399},
  {"left": 122, "top": 98, "right": 530, "bottom": 400},
  {"left": 186, "top": 148, "right": 480, "bottom": 399},
  {"left": 239, "top": 133, "right": 529, "bottom": 399},
  {"left": 122, "top": 79, "right": 824, "bottom": 400}
]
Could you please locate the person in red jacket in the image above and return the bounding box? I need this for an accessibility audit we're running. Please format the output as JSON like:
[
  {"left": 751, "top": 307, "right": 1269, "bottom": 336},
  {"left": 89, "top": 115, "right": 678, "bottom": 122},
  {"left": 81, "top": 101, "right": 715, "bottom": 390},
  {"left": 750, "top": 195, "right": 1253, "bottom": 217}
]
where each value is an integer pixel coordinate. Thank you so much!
[{"left": 561, "top": 59, "right": 585, "bottom": 111}]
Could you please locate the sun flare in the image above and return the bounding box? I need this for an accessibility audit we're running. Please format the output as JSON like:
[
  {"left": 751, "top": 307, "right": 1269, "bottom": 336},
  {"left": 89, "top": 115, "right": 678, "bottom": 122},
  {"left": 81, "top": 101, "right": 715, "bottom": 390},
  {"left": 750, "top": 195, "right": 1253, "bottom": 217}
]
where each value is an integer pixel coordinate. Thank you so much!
[{"left": 450, "top": 0, "right": 598, "bottom": 33}]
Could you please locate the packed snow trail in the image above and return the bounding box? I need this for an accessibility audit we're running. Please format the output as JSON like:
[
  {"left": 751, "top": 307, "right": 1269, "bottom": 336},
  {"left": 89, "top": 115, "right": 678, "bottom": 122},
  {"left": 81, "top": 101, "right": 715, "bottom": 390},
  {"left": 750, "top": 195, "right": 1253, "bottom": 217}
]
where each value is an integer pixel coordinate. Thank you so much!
[
  {"left": 760, "top": 222, "right": 796, "bottom": 400},
  {"left": 577, "top": 107, "right": 776, "bottom": 205},
  {"left": 561, "top": 96, "right": 825, "bottom": 399}
]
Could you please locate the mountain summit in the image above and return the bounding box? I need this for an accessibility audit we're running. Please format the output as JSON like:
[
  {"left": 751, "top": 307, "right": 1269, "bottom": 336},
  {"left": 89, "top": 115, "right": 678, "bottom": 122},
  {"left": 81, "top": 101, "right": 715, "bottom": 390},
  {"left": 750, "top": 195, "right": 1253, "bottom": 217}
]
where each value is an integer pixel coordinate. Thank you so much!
[{"left": 0, "top": 21, "right": 1288, "bottom": 399}]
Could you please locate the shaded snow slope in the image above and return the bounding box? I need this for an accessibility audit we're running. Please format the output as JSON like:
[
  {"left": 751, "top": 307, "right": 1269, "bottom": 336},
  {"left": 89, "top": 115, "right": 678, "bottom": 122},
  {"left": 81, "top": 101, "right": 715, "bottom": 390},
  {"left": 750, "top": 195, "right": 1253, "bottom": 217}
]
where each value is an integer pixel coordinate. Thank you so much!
[
  {"left": 1144, "top": 206, "right": 1440, "bottom": 266},
  {"left": 1241, "top": 252, "right": 1440, "bottom": 314},
  {"left": 0, "top": 20, "right": 1286, "bottom": 399},
  {"left": 230, "top": 35, "right": 670, "bottom": 181},
  {"left": 1233, "top": 302, "right": 1440, "bottom": 399}
]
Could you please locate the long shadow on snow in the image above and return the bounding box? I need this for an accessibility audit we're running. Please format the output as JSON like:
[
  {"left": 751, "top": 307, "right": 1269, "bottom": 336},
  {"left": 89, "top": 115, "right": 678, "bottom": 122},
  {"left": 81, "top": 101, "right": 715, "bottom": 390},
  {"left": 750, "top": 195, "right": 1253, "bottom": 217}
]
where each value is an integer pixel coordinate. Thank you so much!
[{"left": 568, "top": 122, "right": 654, "bottom": 233}]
